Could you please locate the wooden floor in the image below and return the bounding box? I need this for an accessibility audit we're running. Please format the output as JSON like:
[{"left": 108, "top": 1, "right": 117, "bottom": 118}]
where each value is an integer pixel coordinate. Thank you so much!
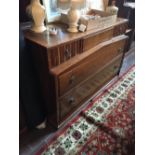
[{"left": 20, "top": 43, "right": 135, "bottom": 155}]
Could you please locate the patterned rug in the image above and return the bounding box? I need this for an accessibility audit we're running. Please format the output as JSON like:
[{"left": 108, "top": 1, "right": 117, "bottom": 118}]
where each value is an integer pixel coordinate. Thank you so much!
[{"left": 37, "top": 66, "right": 135, "bottom": 155}]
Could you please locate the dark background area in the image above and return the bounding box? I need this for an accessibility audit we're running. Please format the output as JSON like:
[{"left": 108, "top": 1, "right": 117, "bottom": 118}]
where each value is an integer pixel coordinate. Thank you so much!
[{"left": 19, "top": 0, "right": 30, "bottom": 22}]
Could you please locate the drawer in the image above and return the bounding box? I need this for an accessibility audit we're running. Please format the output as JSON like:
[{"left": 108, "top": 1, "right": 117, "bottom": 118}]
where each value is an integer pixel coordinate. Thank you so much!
[
  {"left": 59, "top": 55, "right": 123, "bottom": 121},
  {"left": 47, "top": 39, "right": 83, "bottom": 68},
  {"left": 83, "top": 28, "right": 113, "bottom": 51},
  {"left": 58, "top": 37, "right": 127, "bottom": 96},
  {"left": 113, "top": 23, "right": 128, "bottom": 37},
  {"left": 59, "top": 39, "right": 83, "bottom": 63},
  {"left": 47, "top": 47, "right": 59, "bottom": 68}
]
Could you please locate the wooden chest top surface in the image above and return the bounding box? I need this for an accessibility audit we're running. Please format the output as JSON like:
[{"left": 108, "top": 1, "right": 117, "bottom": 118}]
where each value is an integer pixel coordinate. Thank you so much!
[{"left": 23, "top": 18, "right": 128, "bottom": 49}]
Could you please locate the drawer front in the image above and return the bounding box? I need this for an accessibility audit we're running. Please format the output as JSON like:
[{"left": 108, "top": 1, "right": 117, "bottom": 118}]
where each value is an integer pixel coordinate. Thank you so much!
[
  {"left": 47, "top": 39, "right": 83, "bottom": 68},
  {"left": 83, "top": 28, "right": 113, "bottom": 51},
  {"left": 58, "top": 37, "right": 126, "bottom": 96},
  {"left": 59, "top": 39, "right": 83, "bottom": 63},
  {"left": 113, "top": 23, "right": 128, "bottom": 37},
  {"left": 48, "top": 47, "right": 59, "bottom": 68},
  {"left": 59, "top": 55, "right": 123, "bottom": 121}
]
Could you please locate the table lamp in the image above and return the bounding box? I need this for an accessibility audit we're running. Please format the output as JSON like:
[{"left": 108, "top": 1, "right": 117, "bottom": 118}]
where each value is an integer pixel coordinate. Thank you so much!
[
  {"left": 26, "top": 0, "right": 46, "bottom": 33},
  {"left": 59, "top": 0, "right": 83, "bottom": 33}
]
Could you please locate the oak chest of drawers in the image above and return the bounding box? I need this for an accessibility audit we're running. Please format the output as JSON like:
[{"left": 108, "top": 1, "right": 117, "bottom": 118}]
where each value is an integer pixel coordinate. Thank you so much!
[{"left": 24, "top": 18, "right": 128, "bottom": 128}]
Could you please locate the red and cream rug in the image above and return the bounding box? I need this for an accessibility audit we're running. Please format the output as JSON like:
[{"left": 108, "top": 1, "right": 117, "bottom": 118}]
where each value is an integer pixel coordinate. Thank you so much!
[{"left": 37, "top": 66, "right": 135, "bottom": 155}]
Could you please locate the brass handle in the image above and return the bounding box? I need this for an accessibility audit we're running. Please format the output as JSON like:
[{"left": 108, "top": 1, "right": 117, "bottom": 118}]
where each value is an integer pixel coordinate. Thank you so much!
[
  {"left": 118, "top": 48, "right": 123, "bottom": 54},
  {"left": 69, "top": 97, "right": 75, "bottom": 105},
  {"left": 69, "top": 75, "right": 75, "bottom": 84}
]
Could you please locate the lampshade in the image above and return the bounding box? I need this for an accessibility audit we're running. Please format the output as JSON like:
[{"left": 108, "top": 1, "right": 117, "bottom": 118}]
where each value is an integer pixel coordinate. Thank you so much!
[
  {"left": 71, "top": 0, "right": 83, "bottom": 2},
  {"left": 58, "top": 0, "right": 85, "bottom": 10},
  {"left": 59, "top": 0, "right": 84, "bottom": 3},
  {"left": 59, "top": 0, "right": 68, "bottom": 2}
]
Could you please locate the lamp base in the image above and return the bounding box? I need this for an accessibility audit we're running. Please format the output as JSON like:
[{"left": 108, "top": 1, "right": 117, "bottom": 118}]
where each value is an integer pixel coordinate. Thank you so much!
[
  {"left": 67, "top": 6, "right": 80, "bottom": 33},
  {"left": 31, "top": 25, "right": 46, "bottom": 33},
  {"left": 67, "top": 27, "right": 78, "bottom": 33}
]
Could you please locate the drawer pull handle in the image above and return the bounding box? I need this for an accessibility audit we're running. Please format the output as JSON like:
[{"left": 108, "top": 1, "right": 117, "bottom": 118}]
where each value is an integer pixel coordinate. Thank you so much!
[
  {"left": 69, "top": 97, "right": 75, "bottom": 105},
  {"left": 118, "top": 48, "right": 123, "bottom": 54},
  {"left": 113, "top": 65, "right": 119, "bottom": 70},
  {"left": 64, "top": 48, "right": 71, "bottom": 59},
  {"left": 69, "top": 75, "right": 75, "bottom": 84},
  {"left": 119, "top": 27, "right": 123, "bottom": 32}
]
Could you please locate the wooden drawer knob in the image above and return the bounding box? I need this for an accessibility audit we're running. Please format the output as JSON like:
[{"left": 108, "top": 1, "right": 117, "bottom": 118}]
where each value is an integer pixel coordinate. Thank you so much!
[
  {"left": 69, "top": 97, "right": 75, "bottom": 105},
  {"left": 69, "top": 75, "right": 76, "bottom": 84},
  {"left": 113, "top": 65, "right": 119, "bottom": 70},
  {"left": 118, "top": 48, "right": 123, "bottom": 54},
  {"left": 119, "top": 26, "right": 123, "bottom": 32}
]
